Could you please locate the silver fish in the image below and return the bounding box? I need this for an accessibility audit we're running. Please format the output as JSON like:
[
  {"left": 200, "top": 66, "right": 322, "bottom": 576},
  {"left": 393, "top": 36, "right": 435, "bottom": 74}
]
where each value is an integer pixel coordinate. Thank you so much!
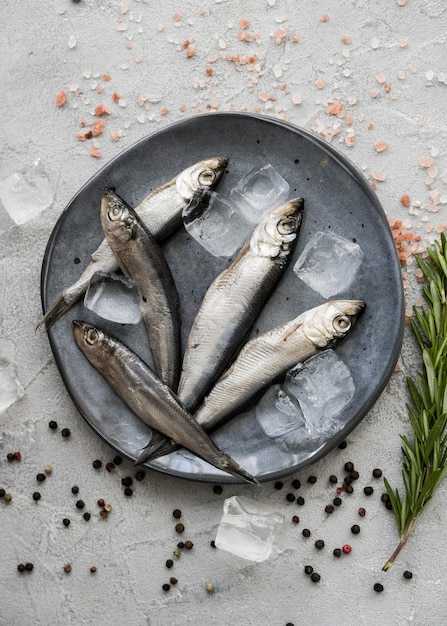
[
  {"left": 177, "top": 198, "right": 304, "bottom": 413},
  {"left": 138, "top": 300, "right": 365, "bottom": 463},
  {"left": 72, "top": 320, "right": 258, "bottom": 485},
  {"left": 38, "top": 157, "right": 228, "bottom": 330},
  {"left": 100, "top": 189, "right": 181, "bottom": 390}
]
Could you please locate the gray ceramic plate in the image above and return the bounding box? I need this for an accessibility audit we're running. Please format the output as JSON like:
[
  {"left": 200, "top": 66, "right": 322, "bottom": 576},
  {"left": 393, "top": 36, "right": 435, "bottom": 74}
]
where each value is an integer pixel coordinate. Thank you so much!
[{"left": 41, "top": 112, "right": 404, "bottom": 483}]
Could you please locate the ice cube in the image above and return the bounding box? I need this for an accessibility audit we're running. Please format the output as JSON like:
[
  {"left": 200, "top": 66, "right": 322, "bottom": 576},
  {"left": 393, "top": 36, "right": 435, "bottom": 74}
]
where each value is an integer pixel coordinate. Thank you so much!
[
  {"left": 284, "top": 349, "right": 355, "bottom": 437},
  {"left": 214, "top": 495, "right": 284, "bottom": 562},
  {"left": 0, "top": 339, "right": 24, "bottom": 414},
  {"left": 183, "top": 191, "right": 251, "bottom": 257},
  {"left": 293, "top": 231, "right": 364, "bottom": 298},
  {"left": 84, "top": 273, "right": 142, "bottom": 324},
  {"left": 230, "top": 164, "right": 290, "bottom": 224},
  {"left": 0, "top": 159, "right": 54, "bottom": 225}
]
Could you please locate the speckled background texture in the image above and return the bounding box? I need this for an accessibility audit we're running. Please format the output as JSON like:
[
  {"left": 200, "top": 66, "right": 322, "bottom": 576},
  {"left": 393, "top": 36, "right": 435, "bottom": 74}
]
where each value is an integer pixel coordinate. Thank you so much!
[{"left": 1, "top": 1, "right": 447, "bottom": 625}]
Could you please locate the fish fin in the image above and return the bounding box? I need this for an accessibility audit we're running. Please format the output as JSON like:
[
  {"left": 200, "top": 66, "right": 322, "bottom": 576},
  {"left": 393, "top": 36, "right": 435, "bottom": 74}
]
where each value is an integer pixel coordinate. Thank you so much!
[
  {"left": 36, "top": 292, "right": 81, "bottom": 331},
  {"left": 220, "top": 457, "right": 259, "bottom": 486}
]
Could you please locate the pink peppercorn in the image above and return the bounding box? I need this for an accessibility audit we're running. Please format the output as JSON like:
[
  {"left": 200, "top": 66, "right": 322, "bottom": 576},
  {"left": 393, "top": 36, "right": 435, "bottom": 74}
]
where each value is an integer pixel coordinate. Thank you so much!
[
  {"left": 342, "top": 544, "right": 352, "bottom": 554},
  {"left": 13, "top": 452, "right": 22, "bottom": 461}
]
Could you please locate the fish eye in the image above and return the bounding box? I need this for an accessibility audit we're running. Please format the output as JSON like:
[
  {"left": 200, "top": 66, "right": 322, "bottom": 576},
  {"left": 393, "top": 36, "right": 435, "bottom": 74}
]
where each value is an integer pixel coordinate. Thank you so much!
[
  {"left": 85, "top": 328, "right": 99, "bottom": 345},
  {"left": 333, "top": 315, "right": 351, "bottom": 332},
  {"left": 277, "top": 217, "right": 297, "bottom": 235},
  {"left": 108, "top": 201, "right": 124, "bottom": 221},
  {"left": 198, "top": 169, "right": 216, "bottom": 187}
]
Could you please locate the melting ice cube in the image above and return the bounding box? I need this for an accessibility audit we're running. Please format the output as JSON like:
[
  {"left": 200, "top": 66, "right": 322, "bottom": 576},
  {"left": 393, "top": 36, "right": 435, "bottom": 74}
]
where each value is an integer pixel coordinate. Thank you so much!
[
  {"left": 284, "top": 349, "right": 355, "bottom": 437},
  {"left": 0, "top": 159, "right": 54, "bottom": 225},
  {"left": 183, "top": 191, "right": 251, "bottom": 257},
  {"left": 293, "top": 231, "right": 364, "bottom": 298},
  {"left": 230, "top": 164, "right": 290, "bottom": 224},
  {"left": 0, "top": 339, "right": 24, "bottom": 414},
  {"left": 84, "top": 273, "right": 142, "bottom": 324},
  {"left": 214, "top": 495, "right": 284, "bottom": 562}
]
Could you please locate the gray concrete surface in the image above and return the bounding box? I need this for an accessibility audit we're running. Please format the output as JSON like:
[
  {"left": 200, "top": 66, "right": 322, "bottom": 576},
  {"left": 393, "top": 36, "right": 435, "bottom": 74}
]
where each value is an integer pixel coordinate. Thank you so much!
[{"left": 1, "top": 1, "right": 447, "bottom": 624}]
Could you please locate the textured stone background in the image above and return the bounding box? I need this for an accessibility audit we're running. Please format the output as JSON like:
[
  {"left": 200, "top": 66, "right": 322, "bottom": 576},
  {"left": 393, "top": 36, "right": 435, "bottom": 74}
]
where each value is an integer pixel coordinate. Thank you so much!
[{"left": 1, "top": 1, "right": 447, "bottom": 624}]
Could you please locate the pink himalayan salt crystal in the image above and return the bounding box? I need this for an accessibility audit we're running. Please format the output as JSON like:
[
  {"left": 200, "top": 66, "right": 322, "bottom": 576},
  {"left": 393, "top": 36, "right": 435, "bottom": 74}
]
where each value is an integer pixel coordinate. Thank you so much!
[
  {"left": 419, "top": 156, "right": 434, "bottom": 168},
  {"left": 315, "top": 77, "right": 326, "bottom": 89},
  {"left": 375, "top": 141, "right": 388, "bottom": 153},
  {"left": 292, "top": 94, "right": 302, "bottom": 105},
  {"left": 371, "top": 170, "right": 387, "bottom": 182}
]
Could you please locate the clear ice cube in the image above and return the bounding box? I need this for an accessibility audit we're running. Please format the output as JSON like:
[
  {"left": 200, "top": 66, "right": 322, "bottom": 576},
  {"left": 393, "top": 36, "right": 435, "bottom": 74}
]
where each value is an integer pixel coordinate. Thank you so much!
[
  {"left": 84, "top": 273, "right": 142, "bottom": 324},
  {"left": 0, "top": 159, "right": 54, "bottom": 225},
  {"left": 214, "top": 495, "right": 284, "bottom": 562},
  {"left": 293, "top": 231, "right": 364, "bottom": 298},
  {"left": 230, "top": 164, "right": 290, "bottom": 224},
  {"left": 183, "top": 191, "right": 251, "bottom": 257},
  {"left": 0, "top": 339, "right": 24, "bottom": 414},
  {"left": 284, "top": 349, "right": 355, "bottom": 437}
]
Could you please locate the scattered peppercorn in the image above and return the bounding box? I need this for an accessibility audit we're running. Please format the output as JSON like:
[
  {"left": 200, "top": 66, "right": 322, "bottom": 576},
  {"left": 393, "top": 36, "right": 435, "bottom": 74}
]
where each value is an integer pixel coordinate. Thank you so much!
[
  {"left": 344, "top": 476, "right": 353, "bottom": 486},
  {"left": 97, "top": 499, "right": 105, "bottom": 507},
  {"left": 304, "top": 565, "right": 313, "bottom": 575},
  {"left": 344, "top": 461, "right": 354, "bottom": 473},
  {"left": 351, "top": 524, "right": 360, "bottom": 535},
  {"left": 32, "top": 492, "right": 41, "bottom": 502},
  {"left": 372, "top": 468, "right": 383, "bottom": 478},
  {"left": 296, "top": 496, "right": 305, "bottom": 505},
  {"left": 403, "top": 570, "right": 413, "bottom": 579},
  {"left": 17, "top": 564, "right": 26, "bottom": 572},
  {"left": 13, "top": 451, "right": 22, "bottom": 461},
  {"left": 63, "top": 518, "right": 70, "bottom": 527},
  {"left": 172, "top": 509, "right": 182, "bottom": 519},
  {"left": 90, "top": 566, "right": 97, "bottom": 573},
  {"left": 381, "top": 493, "right": 389, "bottom": 503},
  {"left": 44, "top": 466, "right": 53, "bottom": 475},
  {"left": 274, "top": 481, "right": 283, "bottom": 490},
  {"left": 169, "top": 577, "right": 178, "bottom": 585},
  {"left": 342, "top": 544, "right": 352, "bottom": 554},
  {"left": 364, "top": 486, "right": 374, "bottom": 496},
  {"left": 210, "top": 540, "right": 216, "bottom": 548},
  {"left": 177, "top": 542, "right": 185, "bottom": 549},
  {"left": 121, "top": 477, "right": 133, "bottom": 487},
  {"left": 99, "top": 510, "right": 108, "bottom": 519},
  {"left": 325, "top": 504, "right": 334, "bottom": 514},
  {"left": 184, "top": 541, "right": 194, "bottom": 550},
  {"left": 25, "top": 562, "right": 33, "bottom": 571},
  {"left": 83, "top": 512, "right": 91, "bottom": 521},
  {"left": 64, "top": 564, "right": 72, "bottom": 573},
  {"left": 4, "top": 493, "right": 12, "bottom": 503},
  {"left": 310, "top": 572, "right": 321, "bottom": 583},
  {"left": 386, "top": 501, "right": 393, "bottom": 510},
  {"left": 61, "top": 428, "right": 70, "bottom": 437},
  {"left": 345, "top": 485, "right": 354, "bottom": 494},
  {"left": 175, "top": 523, "right": 185, "bottom": 534},
  {"left": 329, "top": 474, "right": 338, "bottom": 484},
  {"left": 291, "top": 479, "right": 301, "bottom": 489},
  {"left": 205, "top": 583, "right": 215, "bottom": 593},
  {"left": 286, "top": 493, "right": 295, "bottom": 502},
  {"left": 113, "top": 455, "right": 123, "bottom": 465},
  {"left": 105, "top": 462, "right": 115, "bottom": 472},
  {"left": 308, "top": 475, "right": 317, "bottom": 484},
  {"left": 173, "top": 549, "right": 181, "bottom": 558},
  {"left": 135, "top": 470, "right": 146, "bottom": 481},
  {"left": 350, "top": 470, "right": 360, "bottom": 480},
  {"left": 166, "top": 559, "right": 174, "bottom": 569},
  {"left": 92, "top": 460, "right": 102, "bottom": 469},
  {"left": 162, "top": 583, "right": 170, "bottom": 591},
  {"left": 71, "top": 486, "right": 79, "bottom": 494},
  {"left": 0, "top": 488, "right": 5, "bottom": 498},
  {"left": 124, "top": 487, "right": 133, "bottom": 497},
  {"left": 315, "top": 539, "right": 325, "bottom": 550},
  {"left": 333, "top": 548, "right": 342, "bottom": 557},
  {"left": 302, "top": 528, "right": 311, "bottom": 537},
  {"left": 358, "top": 507, "right": 366, "bottom": 517},
  {"left": 333, "top": 497, "right": 342, "bottom": 506},
  {"left": 292, "top": 515, "right": 300, "bottom": 524},
  {"left": 75, "top": 500, "right": 85, "bottom": 509},
  {"left": 338, "top": 441, "right": 347, "bottom": 449},
  {"left": 7, "top": 453, "right": 14, "bottom": 462},
  {"left": 49, "top": 420, "right": 58, "bottom": 429},
  {"left": 374, "top": 582, "right": 384, "bottom": 592},
  {"left": 213, "top": 485, "right": 223, "bottom": 495}
]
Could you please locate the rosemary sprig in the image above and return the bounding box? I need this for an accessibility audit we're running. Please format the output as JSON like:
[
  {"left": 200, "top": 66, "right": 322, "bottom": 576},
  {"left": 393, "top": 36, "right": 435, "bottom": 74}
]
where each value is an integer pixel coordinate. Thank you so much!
[{"left": 383, "top": 232, "right": 447, "bottom": 571}]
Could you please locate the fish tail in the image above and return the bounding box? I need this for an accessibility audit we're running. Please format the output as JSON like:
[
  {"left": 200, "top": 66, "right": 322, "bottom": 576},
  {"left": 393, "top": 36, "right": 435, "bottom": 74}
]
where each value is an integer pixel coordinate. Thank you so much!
[
  {"left": 134, "top": 433, "right": 180, "bottom": 465},
  {"left": 219, "top": 456, "right": 259, "bottom": 486},
  {"left": 36, "top": 291, "right": 82, "bottom": 331}
]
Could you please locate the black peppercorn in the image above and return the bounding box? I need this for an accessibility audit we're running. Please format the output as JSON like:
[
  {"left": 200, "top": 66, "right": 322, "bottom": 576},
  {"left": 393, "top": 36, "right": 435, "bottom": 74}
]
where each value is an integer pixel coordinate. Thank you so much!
[
  {"left": 48, "top": 420, "right": 58, "bottom": 430},
  {"left": 329, "top": 474, "right": 338, "bottom": 484},
  {"left": 374, "top": 582, "right": 384, "bottom": 592},
  {"left": 291, "top": 479, "right": 301, "bottom": 489},
  {"left": 304, "top": 565, "right": 313, "bottom": 575},
  {"left": 170, "top": 577, "right": 178, "bottom": 585},
  {"left": 25, "top": 563, "right": 34, "bottom": 571},
  {"left": 286, "top": 493, "right": 295, "bottom": 502},
  {"left": 210, "top": 540, "right": 216, "bottom": 548},
  {"left": 175, "top": 523, "right": 185, "bottom": 534},
  {"left": 325, "top": 504, "right": 334, "bottom": 514},
  {"left": 63, "top": 518, "right": 71, "bottom": 527},
  {"left": 296, "top": 496, "right": 305, "bottom": 505},
  {"left": 0, "top": 488, "right": 5, "bottom": 498},
  {"left": 177, "top": 541, "right": 185, "bottom": 549},
  {"left": 166, "top": 559, "right": 174, "bottom": 568},
  {"left": 113, "top": 455, "right": 123, "bottom": 465},
  {"left": 83, "top": 512, "right": 91, "bottom": 521},
  {"left": 36, "top": 473, "right": 46, "bottom": 482},
  {"left": 338, "top": 440, "right": 347, "bottom": 449},
  {"left": 184, "top": 541, "right": 193, "bottom": 550},
  {"left": 364, "top": 486, "right": 374, "bottom": 496},
  {"left": 7, "top": 453, "right": 14, "bottom": 461},
  {"left": 292, "top": 515, "right": 300, "bottom": 524},
  {"left": 61, "top": 428, "right": 70, "bottom": 437},
  {"left": 162, "top": 583, "right": 171, "bottom": 591},
  {"left": 32, "top": 492, "right": 41, "bottom": 501},
  {"left": 385, "top": 501, "right": 393, "bottom": 510},
  {"left": 315, "top": 539, "right": 325, "bottom": 550},
  {"left": 75, "top": 500, "right": 85, "bottom": 509},
  {"left": 124, "top": 487, "right": 133, "bottom": 496},
  {"left": 372, "top": 468, "right": 382, "bottom": 478},
  {"left": 345, "top": 485, "right": 354, "bottom": 494},
  {"left": 92, "top": 459, "right": 102, "bottom": 469},
  {"left": 121, "top": 477, "right": 133, "bottom": 487},
  {"left": 172, "top": 509, "right": 182, "bottom": 519},
  {"left": 344, "top": 461, "right": 354, "bottom": 472},
  {"left": 344, "top": 476, "right": 353, "bottom": 486},
  {"left": 350, "top": 470, "right": 360, "bottom": 480},
  {"left": 381, "top": 492, "right": 389, "bottom": 502},
  {"left": 308, "top": 475, "right": 317, "bottom": 484},
  {"left": 71, "top": 486, "right": 79, "bottom": 494},
  {"left": 310, "top": 572, "right": 321, "bottom": 583},
  {"left": 351, "top": 524, "right": 360, "bottom": 535},
  {"left": 302, "top": 528, "right": 311, "bottom": 537},
  {"left": 333, "top": 548, "right": 342, "bottom": 557},
  {"left": 213, "top": 485, "right": 223, "bottom": 495},
  {"left": 135, "top": 470, "right": 145, "bottom": 481},
  {"left": 17, "top": 563, "right": 26, "bottom": 572},
  {"left": 274, "top": 481, "right": 283, "bottom": 490},
  {"left": 403, "top": 570, "right": 413, "bottom": 579},
  {"left": 333, "top": 497, "right": 342, "bottom": 506}
]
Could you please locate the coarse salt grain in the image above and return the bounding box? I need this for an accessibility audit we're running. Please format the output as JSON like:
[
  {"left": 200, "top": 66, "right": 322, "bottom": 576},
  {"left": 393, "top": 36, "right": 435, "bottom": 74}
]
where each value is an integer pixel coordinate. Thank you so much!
[
  {"left": 371, "top": 38, "right": 380, "bottom": 49},
  {"left": 68, "top": 35, "right": 77, "bottom": 49}
]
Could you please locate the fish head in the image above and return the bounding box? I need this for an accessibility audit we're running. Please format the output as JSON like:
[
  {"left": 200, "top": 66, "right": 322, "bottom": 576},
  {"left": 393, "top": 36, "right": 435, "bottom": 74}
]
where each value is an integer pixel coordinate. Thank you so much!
[
  {"left": 176, "top": 157, "right": 229, "bottom": 199},
  {"left": 250, "top": 198, "right": 304, "bottom": 264},
  {"left": 72, "top": 320, "right": 115, "bottom": 367},
  {"left": 100, "top": 189, "right": 136, "bottom": 248},
  {"left": 301, "top": 300, "right": 365, "bottom": 348}
]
